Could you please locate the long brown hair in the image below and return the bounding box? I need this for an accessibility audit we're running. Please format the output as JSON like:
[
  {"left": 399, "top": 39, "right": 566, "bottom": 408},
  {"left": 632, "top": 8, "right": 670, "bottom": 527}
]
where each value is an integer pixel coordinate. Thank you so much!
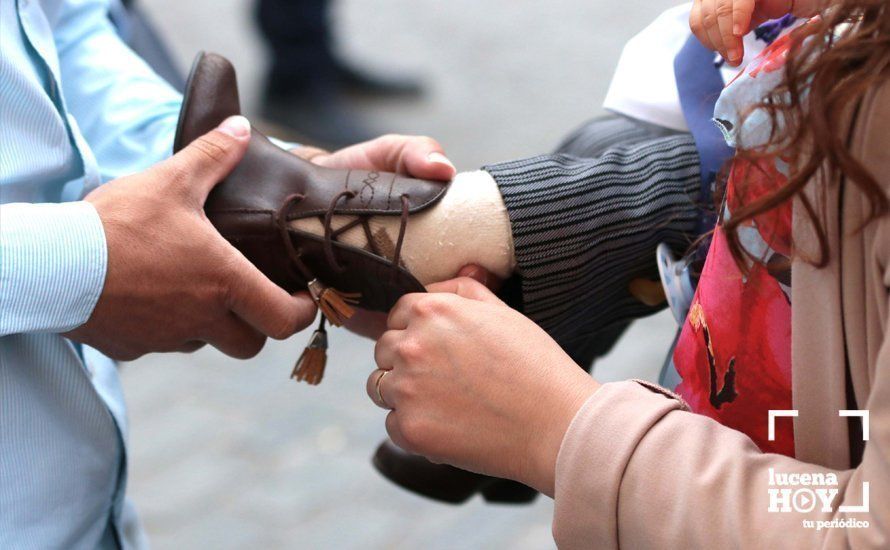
[{"left": 725, "top": 0, "right": 890, "bottom": 269}]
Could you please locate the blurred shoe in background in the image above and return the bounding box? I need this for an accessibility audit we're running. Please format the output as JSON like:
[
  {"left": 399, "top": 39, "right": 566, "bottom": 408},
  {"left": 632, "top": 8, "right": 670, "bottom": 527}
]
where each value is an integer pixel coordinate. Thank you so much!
[
  {"left": 256, "top": 0, "right": 424, "bottom": 147},
  {"left": 333, "top": 60, "right": 424, "bottom": 98},
  {"left": 261, "top": 81, "right": 379, "bottom": 149},
  {"left": 373, "top": 440, "right": 539, "bottom": 505}
]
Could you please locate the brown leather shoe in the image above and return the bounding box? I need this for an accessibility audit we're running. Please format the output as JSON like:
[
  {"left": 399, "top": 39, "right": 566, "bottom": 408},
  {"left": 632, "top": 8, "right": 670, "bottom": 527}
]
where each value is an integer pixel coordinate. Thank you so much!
[
  {"left": 174, "top": 52, "right": 449, "bottom": 383},
  {"left": 373, "top": 440, "right": 538, "bottom": 505}
]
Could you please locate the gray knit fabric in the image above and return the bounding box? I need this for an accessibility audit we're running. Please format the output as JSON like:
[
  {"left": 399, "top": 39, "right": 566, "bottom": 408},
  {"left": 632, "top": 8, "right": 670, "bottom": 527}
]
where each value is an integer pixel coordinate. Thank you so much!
[{"left": 484, "top": 115, "right": 701, "bottom": 367}]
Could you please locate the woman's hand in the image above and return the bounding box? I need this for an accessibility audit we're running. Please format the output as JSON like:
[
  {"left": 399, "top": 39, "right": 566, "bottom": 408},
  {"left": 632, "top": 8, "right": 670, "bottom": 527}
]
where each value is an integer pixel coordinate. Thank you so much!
[
  {"left": 345, "top": 265, "right": 500, "bottom": 341},
  {"left": 367, "top": 277, "right": 600, "bottom": 496},
  {"left": 69, "top": 117, "right": 317, "bottom": 360},
  {"left": 690, "top": 0, "right": 822, "bottom": 66}
]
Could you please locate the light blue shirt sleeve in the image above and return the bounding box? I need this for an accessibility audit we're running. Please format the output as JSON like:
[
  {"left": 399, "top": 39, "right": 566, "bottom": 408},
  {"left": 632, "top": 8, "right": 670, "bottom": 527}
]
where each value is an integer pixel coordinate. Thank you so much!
[
  {"left": 53, "top": 0, "right": 183, "bottom": 182},
  {"left": 0, "top": 201, "right": 107, "bottom": 336}
]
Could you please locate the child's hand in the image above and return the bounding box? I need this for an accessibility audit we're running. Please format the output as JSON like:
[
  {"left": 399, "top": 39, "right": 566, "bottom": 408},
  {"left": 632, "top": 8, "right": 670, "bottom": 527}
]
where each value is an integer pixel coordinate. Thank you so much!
[{"left": 690, "top": 0, "right": 821, "bottom": 66}]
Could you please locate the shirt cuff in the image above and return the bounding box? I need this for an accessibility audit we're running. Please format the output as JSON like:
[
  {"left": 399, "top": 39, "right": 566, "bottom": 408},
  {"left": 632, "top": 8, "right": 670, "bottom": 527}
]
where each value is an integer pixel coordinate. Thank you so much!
[{"left": 0, "top": 202, "right": 108, "bottom": 335}]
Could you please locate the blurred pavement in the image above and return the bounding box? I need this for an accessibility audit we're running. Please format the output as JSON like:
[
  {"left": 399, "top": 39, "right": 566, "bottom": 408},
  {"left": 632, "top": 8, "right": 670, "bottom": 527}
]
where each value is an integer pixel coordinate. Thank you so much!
[{"left": 125, "top": 1, "right": 680, "bottom": 548}]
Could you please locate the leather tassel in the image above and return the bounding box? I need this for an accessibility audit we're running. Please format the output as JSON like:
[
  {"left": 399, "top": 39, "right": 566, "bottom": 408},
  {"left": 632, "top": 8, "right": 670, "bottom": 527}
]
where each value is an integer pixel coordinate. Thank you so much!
[
  {"left": 307, "top": 279, "right": 361, "bottom": 326},
  {"left": 292, "top": 319, "right": 328, "bottom": 385}
]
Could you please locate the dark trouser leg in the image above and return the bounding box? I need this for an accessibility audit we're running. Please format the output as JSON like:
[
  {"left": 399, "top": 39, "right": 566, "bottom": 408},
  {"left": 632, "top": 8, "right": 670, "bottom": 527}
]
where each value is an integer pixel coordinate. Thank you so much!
[
  {"left": 255, "top": 0, "right": 380, "bottom": 147},
  {"left": 256, "top": 0, "right": 332, "bottom": 92}
]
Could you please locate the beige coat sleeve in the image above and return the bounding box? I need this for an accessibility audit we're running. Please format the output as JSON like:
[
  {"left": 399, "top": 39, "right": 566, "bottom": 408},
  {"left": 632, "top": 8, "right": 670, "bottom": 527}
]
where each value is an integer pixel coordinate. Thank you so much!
[{"left": 552, "top": 372, "right": 888, "bottom": 548}]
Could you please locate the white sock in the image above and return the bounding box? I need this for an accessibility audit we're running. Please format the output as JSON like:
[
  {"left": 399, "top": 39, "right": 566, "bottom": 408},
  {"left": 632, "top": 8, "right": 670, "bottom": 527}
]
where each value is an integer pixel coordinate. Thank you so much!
[{"left": 291, "top": 170, "right": 515, "bottom": 285}]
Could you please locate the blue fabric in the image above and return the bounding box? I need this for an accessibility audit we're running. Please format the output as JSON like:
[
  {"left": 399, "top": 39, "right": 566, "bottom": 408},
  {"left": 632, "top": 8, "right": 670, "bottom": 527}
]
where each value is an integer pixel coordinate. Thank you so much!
[
  {"left": 673, "top": 34, "right": 736, "bottom": 235},
  {"left": 0, "top": 0, "right": 181, "bottom": 547},
  {"left": 754, "top": 14, "right": 797, "bottom": 44}
]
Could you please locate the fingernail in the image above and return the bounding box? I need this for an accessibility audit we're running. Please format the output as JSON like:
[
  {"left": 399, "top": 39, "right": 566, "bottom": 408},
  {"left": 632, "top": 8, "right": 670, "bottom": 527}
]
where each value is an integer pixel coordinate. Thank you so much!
[
  {"left": 733, "top": 23, "right": 744, "bottom": 36},
  {"left": 427, "top": 152, "right": 456, "bottom": 171},
  {"left": 728, "top": 48, "right": 741, "bottom": 64},
  {"left": 218, "top": 115, "right": 251, "bottom": 139}
]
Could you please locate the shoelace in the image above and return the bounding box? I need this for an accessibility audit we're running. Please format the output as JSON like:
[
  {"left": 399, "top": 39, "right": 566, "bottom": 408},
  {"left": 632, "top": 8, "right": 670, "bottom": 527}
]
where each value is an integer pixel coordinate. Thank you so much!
[{"left": 274, "top": 189, "right": 411, "bottom": 384}]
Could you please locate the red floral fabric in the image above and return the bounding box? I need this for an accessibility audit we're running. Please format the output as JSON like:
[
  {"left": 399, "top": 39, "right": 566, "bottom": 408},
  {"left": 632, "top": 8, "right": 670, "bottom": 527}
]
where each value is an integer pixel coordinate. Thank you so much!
[{"left": 673, "top": 208, "right": 794, "bottom": 456}]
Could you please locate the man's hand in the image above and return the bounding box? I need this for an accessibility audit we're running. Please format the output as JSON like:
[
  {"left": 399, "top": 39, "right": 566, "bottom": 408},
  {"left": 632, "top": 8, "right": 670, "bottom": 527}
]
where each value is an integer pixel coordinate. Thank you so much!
[
  {"left": 342, "top": 264, "right": 497, "bottom": 341},
  {"left": 690, "top": 0, "right": 821, "bottom": 66},
  {"left": 67, "top": 116, "right": 317, "bottom": 361}
]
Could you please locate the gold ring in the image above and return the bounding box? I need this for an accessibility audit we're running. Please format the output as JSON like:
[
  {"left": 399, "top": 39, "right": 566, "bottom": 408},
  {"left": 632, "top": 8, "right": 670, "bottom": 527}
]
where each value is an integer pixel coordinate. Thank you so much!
[{"left": 375, "top": 370, "right": 391, "bottom": 409}]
